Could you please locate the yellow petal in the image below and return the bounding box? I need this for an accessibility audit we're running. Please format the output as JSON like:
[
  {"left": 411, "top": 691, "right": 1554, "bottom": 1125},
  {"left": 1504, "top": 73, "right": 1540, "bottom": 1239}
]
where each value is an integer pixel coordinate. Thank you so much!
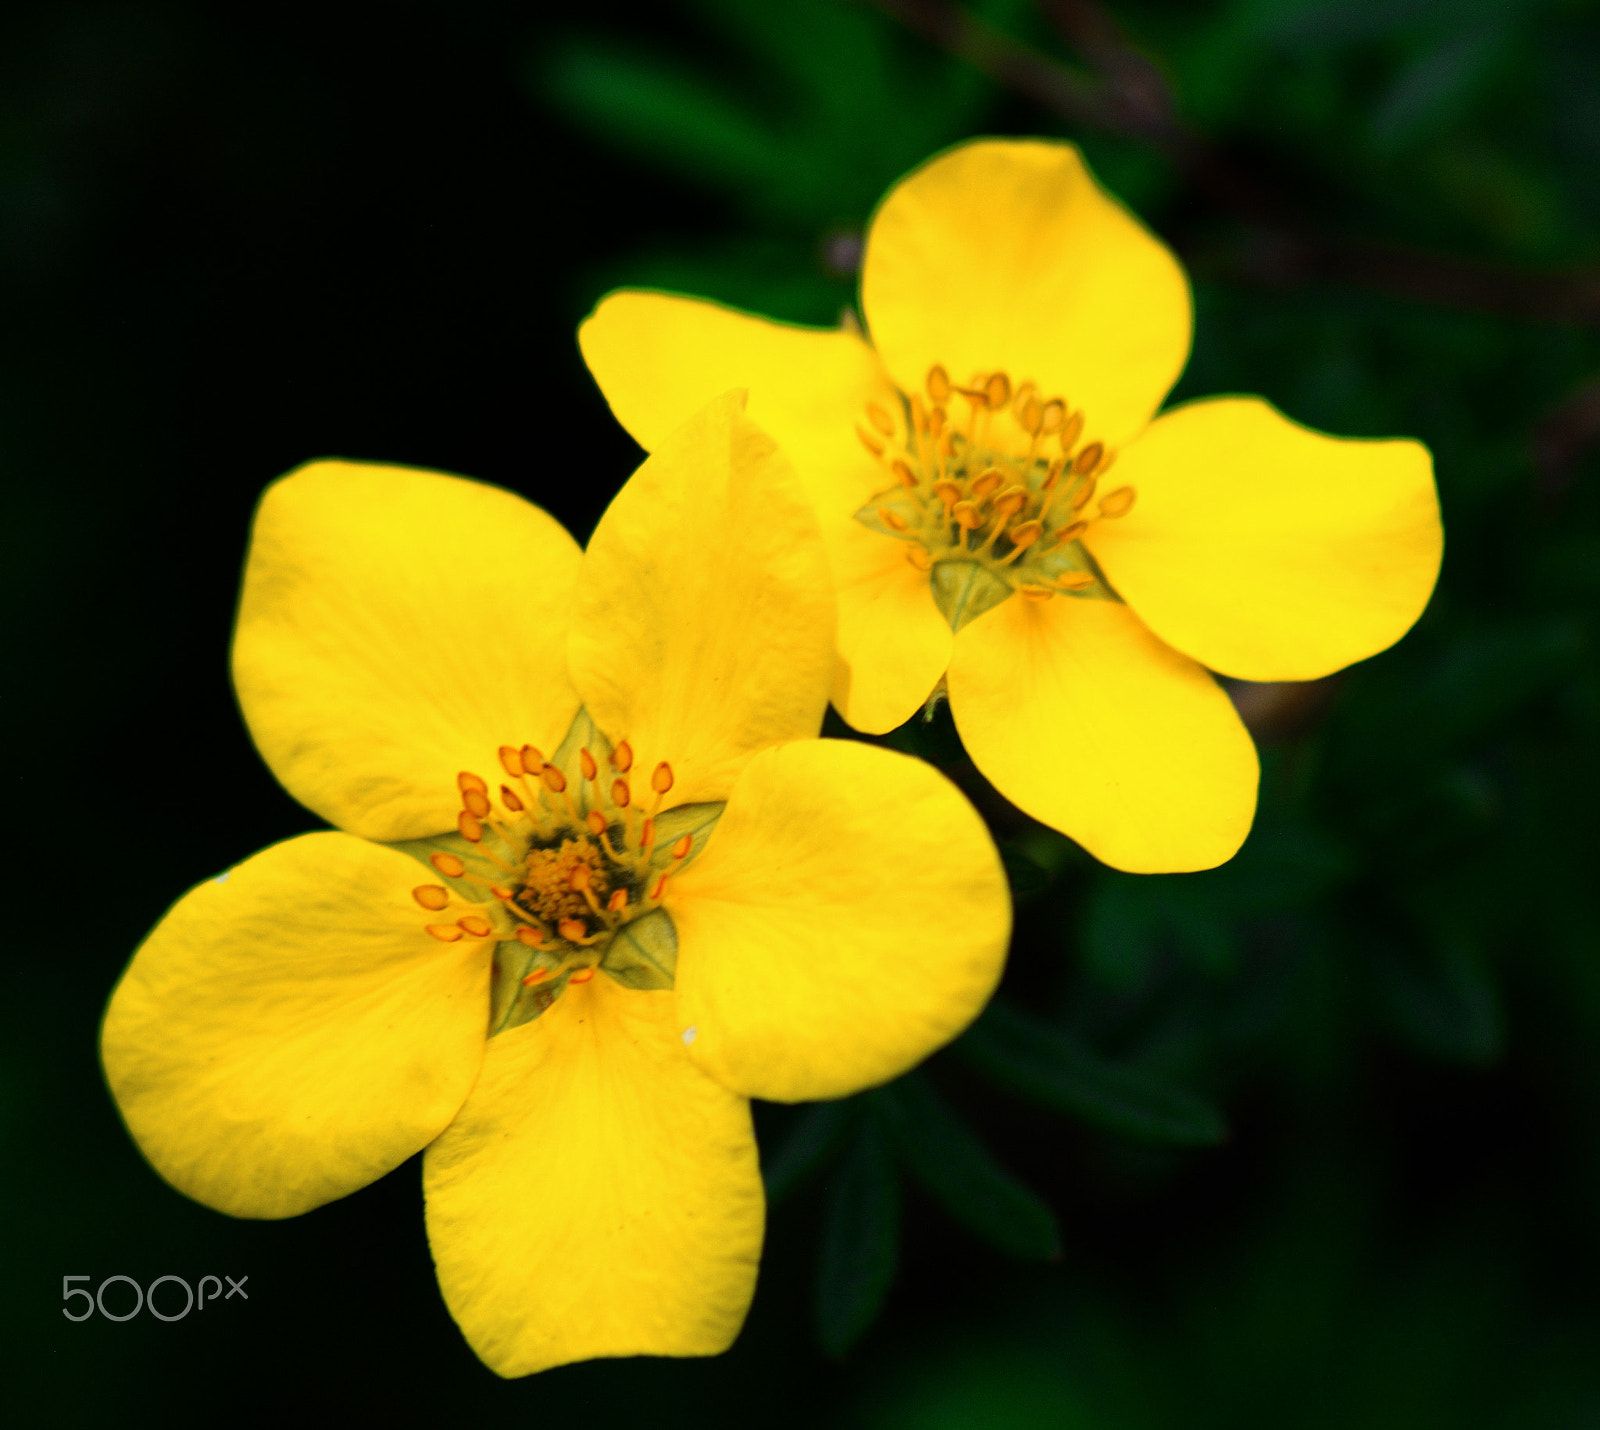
[
  {"left": 423, "top": 977, "right": 762, "bottom": 1378},
  {"left": 861, "top": 138, "right": 1192, "bottom": 448},
  {"left": 580, "top": 291, "right": 950, "bottom": 734},
  {"left": 568, "top": 392, "right": 836, "bottom": 805},
  {"left": 101, "top": 832, "right": 490, "bottom": 1219},
  {"left": 669, "top": 739, "right": 1009, "bottom": 1102},
  {"left": 1086, "top": 396, "right": 1442, "bottom": 680},
  {"left": 234, "top": 459, "right": 582, "bottom": 841},
  {"left": 948, "top": 597, "right": 1258, "bottom": 873}
]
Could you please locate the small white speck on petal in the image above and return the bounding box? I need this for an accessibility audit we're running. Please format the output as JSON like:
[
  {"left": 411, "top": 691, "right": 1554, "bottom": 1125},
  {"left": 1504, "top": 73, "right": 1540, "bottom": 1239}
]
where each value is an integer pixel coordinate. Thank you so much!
[
  {"left": 213, "top": 870, "right": 231, "bottom": 884},
  {"left": 681, "top": 1025, "right": 697, "bottom": 1046}
]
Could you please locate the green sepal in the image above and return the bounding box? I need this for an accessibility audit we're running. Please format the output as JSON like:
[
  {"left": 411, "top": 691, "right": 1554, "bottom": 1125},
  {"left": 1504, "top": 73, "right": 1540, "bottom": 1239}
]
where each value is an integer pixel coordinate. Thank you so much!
[
  {"left": 814, "top": 1115, "right": 899, "bottom": 1358},
  {"left": 852, "top": 487, "right": 924, "bottom": 541},
  {"left": 600, "top": 906, "right": 678, "bottom": 990},
  {"left": 548, "top": 706, "right": 614, "bottom": 820},
  {"left": 930, "top": 558, "right": 1013, "bottom": 632},
  {"left": 1031, "top": 535, "right": 1118, "bottom": 601},
  {"left": 489, "top": 941, "right": 572, "bottom": 1036},
  {"left": 645, "top": 800, "right": 724, "bottom": 873},
  {"left": 956, "top": 998, "right": 1226, "bottom": 1147},
  {"left": 871, "top": 1072, "right": 1061, "bottom": 1262}
]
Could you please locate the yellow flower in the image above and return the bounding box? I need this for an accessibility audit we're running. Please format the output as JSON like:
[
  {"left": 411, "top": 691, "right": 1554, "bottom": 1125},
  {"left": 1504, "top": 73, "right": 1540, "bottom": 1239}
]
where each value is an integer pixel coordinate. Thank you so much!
[
  {"left": 100, "top": 393, "right": 1009, "bottom": 1377},
  {"left": 579, "top": 139, "right": 1443, "bottom": 873}
]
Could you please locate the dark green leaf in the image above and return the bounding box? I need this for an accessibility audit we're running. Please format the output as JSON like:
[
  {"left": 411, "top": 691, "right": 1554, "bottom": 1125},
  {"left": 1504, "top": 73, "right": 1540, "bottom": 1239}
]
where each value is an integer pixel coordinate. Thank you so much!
[
  {"left": 763, "top": 1099, "right": 857, "bottom": 1203},
  {"left": 814, "top": 1120, "right": 899, "bottom": 1358},
  {"left": 872, "top": 1072, "right": 1061, "bottom": 1262},
  {"left": 957, "top": 999, "right": 1227, "bottom": 1147}
]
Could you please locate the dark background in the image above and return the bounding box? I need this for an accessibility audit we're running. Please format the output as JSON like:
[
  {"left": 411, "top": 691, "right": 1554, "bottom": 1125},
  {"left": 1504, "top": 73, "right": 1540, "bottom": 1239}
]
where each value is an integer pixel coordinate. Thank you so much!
[{"left": 6, "top": 1, "right": 1600, "bottom": 1424}]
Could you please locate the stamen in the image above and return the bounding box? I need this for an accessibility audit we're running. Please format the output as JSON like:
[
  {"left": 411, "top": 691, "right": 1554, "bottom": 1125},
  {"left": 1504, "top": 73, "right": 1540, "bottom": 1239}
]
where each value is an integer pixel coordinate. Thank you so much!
[
  {"left": 651, "top": 762, "right": 674, "bottom": 795},
  {"left": 497, "top": 746, "right": 523, "bottom": 777},
  {"left": 991, "top": 485, "right": 1028, "bottom": 520},
  {"left": 568, "top": 967, "right": 597, "bottom": 984},
  {"left": 1040, "top": 399, "right": 1065, "bottom": 433},
  {"left": 1073, "top": 441, "right": 1104, "bottom": 476},
  {"left": 1057, "top": 519, "right": 1088, "bottom": 543},
  {"left": 1098, "top": 486, "right": 1136, "bottom": 518},
  {"left": 858, "top": 428, "right": 884, "bottom": 459},
  {"left": 1005, "top": 520, "right": 1043, "bottom": 551},
  {"left": 1071, "top": 477, "right": 1098, "bottom": 511},
  {"left": 607, "top": 889, "right": 628, "bottom": 913},
  {"left": 865, "top": 402, "right": 894, "bottom": 436},
  {"left": 984, "top": 372, "right": 1011, "bottom": 410},
  {"left": 425, "top": 924, "right": 463, "bottom": 942},
  {"left": 877, "top": 505, "right": 909, "bottom": 532},
  {"left": 413, "top": 885, "right": 450, "bottom": 911},
  {"left": 1017, "top": 394, "right": 1043, "bottom": 435},
  {"left": 1060, "top": 411, "right": 1084, "bottom": 450},
  {"left": 610, "top": 741, "right": 633, "bottom": 773},
  {"left": 457, "top": 811, "right": 484, "bottom": 843},
  {"left": 521, "top": 967, "right": 548, "bottom": 984},
  {"left": 649, "top": 872, "right": 672, "bottom": 901},
  {"left": 639, "top": 815, "right": 656, "bottom": 860},
  {"left": 971, "top": 467, "right": 1005, "bottom": 499},
  {"left": 891, "top": 460, "right": 917, "bottom": 489},
  {"left": 462, "top": 787, "right": 491, "bottom": 819},
  {"left": 579, "top": 748, "right": 598, "bottom": 782},
  {"left": 905, "top": 547, "right": 933, "bottom": 571},
  {"left": 515, "top": 926, "right": 545, "bottom": 948},
  {"left": 927, "top": 364, "right": 951, "bottom": 403},
  {"left": 611, "top": 778, "right": 631, "bottom": 808},
  {"left": 541, "top": 764, "right": 567, "bottom": 794},
  {"left": 489, "top": 883, "right": 516, "bottom": 901},
  {"left": 585, "top": 810, "right": 607, "bottom": 837},
  {"left": 1055, "top": 571, "right": 1096, "bottom": 590},
  {"left": 933, "top": 479, "right": 962, "bottom": 511},
  {"left": 457, "top": 915, "right": 493, "bottom": 939},
  {"left": 500, "top": 784, "right": 525, "bottom": 813},
  {"left": 431, "top": 852, "right": 466, "bottom": 879},
  {"left": 519, "top": 744, "right": 544, "bottom": 773},
  {"left": 671, "top": 833, "right": 693, "bottom": 860},
  {"left": 951, "top": 500, "right": 982, "bottom": 530},
  {"left": 457, "top": 772, "right": 488, "bottom": 796}
]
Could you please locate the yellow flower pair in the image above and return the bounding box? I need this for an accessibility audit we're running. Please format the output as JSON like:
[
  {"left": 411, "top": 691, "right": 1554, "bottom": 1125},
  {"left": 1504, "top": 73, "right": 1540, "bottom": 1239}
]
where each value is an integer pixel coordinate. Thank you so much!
[{"left": 102, "top": 138, "right": 1441, "bottom": 1378}]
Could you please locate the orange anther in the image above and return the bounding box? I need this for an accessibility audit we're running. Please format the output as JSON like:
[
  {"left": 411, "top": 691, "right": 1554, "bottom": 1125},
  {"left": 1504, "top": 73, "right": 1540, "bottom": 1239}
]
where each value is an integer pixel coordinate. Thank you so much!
[
  {"left": 933, "top": 479, "right": 962, "bottom": 511},
  {"left": 1056, "top": 570, "right": 1096, "bottom": 590},
  {"left": 1017, "top": 395, "right": 1043, "bottom": 435},
  {"left": 430, "top": 852, "right": 466, "bottom": 878},
  {"left": 607, "top": 888, "right": 628, "bottom": 912},
  {"left": 568, "top": 864, "right": 592, "bottom": 892},
  {"left": 1060, "top": 411, "right": 1084, "bottom": 450},
  {"left": 905, "top": 546, "right": 933, "bottom": 571},
  {"left": 457, "top": 914, "right": 493, "bottom": 939},
  {"left": 1098, "top": 486, "right": 1136, "bottom": 519},
  {"left": 500, "top": 784, "right": 525, "bottom": 813},
  {"left": 568, "top": 967, "right": 596, "bottom": 984},
  {"left": 1074, "top": 441, "right": 1104, "bottom": 476},
  {"left": 650, "top": 762, "right": 674, "bottom": 795},
  {"left": 521, "top": 966, "right": 547, "bottom": 984},
  {"left": 984, "top": 372, "right": 1011, "bottom": 410},
  {"left": 1019, "top": 584, "right": 1056, "bottom": 602},
  {"left": 1040, "top": 399, "right": 1066, "bottom": 433},
  {"left": 970, "top": 467, "right": 1005, "bottom": 499},
  {"left": 579, "top": 748, "right": 598, "bottom": 781},
  {"left": 1007, "top": 520, "right": 1043, "bottom": 550},
  {"left": 457, "top": 811, "right": 483, "bottom": 843},
  {"left": 858, "top": 428, "right": 884, "bottom": 459},
  {"left": 1070, "top": 477, "right": 1098, "bottom": 512},
  {"left": 1041, "top": 457, "right": 1065, "bottom": 490},
  {"left": 891, "top": 459, "right": 917, "bottom": 489},
  {"left": 650, "top": 873, "right": 671, "bottom": 901},
  {"left": 1095, "top": 449, "right": 1118, "bottom": 479},
  {"left": 514, "top": 925, "right": 544, "bottom": 947},
  {"left": 611, "top": 778, "right": 631, "bottom": 808},
  {"left": 413, "top": 885, "right": 450, "bottom": 911},
  {"left": 489, "top": 883, "right": 516, "bottom": 900},
  {"left": 951, "top": 500, "right": 982, "bottom": 530},
  {"left": 586, "top": 810, "right": 607, "bottom": 836},
  {"left": 519, "top": 744, "right": 544, "bottom": 772},
  {"left": 558, "top": 917, "right": 588, "bottom": 942},
  {"left": 640, "top": 816, "right": 655, "bottom": 848},
  {"left": 541, "top": 764, "right": 567, "bottom": 793},
  {"left": 926, "top": 364, "right": 951, "bottom": 403},
  {"left": 425, "top": 923, "right": 464, "bottom": 942},
  {"left": 497, "top": 745, "right": 523, "bottom": 777},
  {"left": 610, "top": 740, "right": 633, "bottom": 773},
  {"left": 992, "top": 485, "right": 1028, "bottom": 519},
  {"left": 865, "top": 402, "right": 894, "bottom": 437},
  {"left": 457, "top": 771, "right": 488, "bottom": 795},
  {"left": 877, "top": 505, "right": 908, "bottom": 533},
  {"left": 462, "top": 787, "right": 490, "bottom": 819},
  {"left": 671, "top": 833, "right": 693, "bottom": 860},
  {"left": 1058, "top": 520, "right": 1088, "bottom": 543}
]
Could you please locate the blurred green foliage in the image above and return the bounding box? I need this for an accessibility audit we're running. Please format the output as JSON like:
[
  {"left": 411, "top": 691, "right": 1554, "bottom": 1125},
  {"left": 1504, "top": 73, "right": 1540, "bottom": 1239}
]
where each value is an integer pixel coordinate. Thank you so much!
[{"left": 7, "top": 0, "right": 1600, "bottom": 1424}]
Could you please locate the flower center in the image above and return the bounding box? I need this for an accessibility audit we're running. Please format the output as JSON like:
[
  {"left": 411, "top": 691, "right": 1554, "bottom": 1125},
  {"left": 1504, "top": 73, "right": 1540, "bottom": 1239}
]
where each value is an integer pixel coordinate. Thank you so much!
[
  {"left": 397, "top": 712, "right": 722, "bottom": 1034},
  {"left": 854, "top": 363, "right": 1137, "bottom": 630}
]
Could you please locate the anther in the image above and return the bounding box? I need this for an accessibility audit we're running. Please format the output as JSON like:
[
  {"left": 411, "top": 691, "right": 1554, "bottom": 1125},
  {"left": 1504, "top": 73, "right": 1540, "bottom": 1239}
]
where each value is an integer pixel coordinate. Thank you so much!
[
  {"left": 891, "top": 460, "right": 917, "bottom": 489},
  {"left": 1017, "top": 395, "right": 1043, "bottom": 435},
  {"left": 500, "top": 784, "right": 525, "bottom": 812},
  {"left": 514, "top": 925, "right": 544, "bottom": 948},
  {"left": 568, "top": 865, "right": 592, "bottom": 892},
  {"left": 866, "top": 402, "right": 894, "bottom": 437},
  {"left": 568, "top": 967, "right": 596, "bottom": 985},
  {"left": 425, "top": 924, "right": 463, "bottom": 942},
  {"left": 1019, "top": 584, "right": 1056, "bottom": 602},
  {"left": 1007, "top": 520, "right": 1043, "bottom": 550},
  {"left": 457, "top": 811, "right": 484, "bottom": 843},
  {"left": 933, "top": 479, "right": 962, "bottom": 511},
  {"left": 1060, "top": 411, "right": 1084, "bottom": 449},
  {"left": 586, "top": 810, "right": 608, "bottom": 837},
  {"left": 984, "top": 372, "right": 1012, "bottom": 410},
  {"left": 1074, "top": 441, "right": 1104, "bottom": 476},
  {"left": 610, "top": 741, "right": 633, "bottom": 773},
  {"left": 970, "top": 467, "right": 1005, "bottom": 499},
  {"left": 541, "top": 764, "right": 567, "bottom": 793},
  {"left": 1056, "top": 571, "right": 1096, "bottom": 590},
  {"left": 519, "top": 744, "right": 544, "bottom": 773},
  {"left": 579, "top": 748, "right": 598, "bottom": 782},
  {"left": 431, "top": 852, "right": 466, "bottom": 878},
  {"left": 1040, "top": 399, "right": 1065, "bottom": 433},
  {"left": 558, "top": 917, "right": 588, "bottom": 943},
  {"left": 462, "top": 787, "right": 491, "bottom": 819},
  {"left": 611, "top": 778, "right": 631, "bottom": 808},
  {"left": 457, "top": 771, "right": 488, "bottom": 795},
  {"left": 457, "top": 915, "right": 493, "bottom": 939},
  {"left": 651, "top": 762, "right": 674, "bottom": 795},
  {"left": 520, "top": 967, "right": 547, "bottom": 984},
  {"left": 926, "top": 364, "right": 951, "bottom": 403},
  {"left": 489, "top": 883, "right": 516, "bottom": 900},
  {"left": 497, "top": 746, "right": 523, "bottom": 777},
  {"left": 650, "top": 872, "right": 672, "bottom": 901},
  {"left": 640, "top": 816, "right": 655, "bottom": 849},
  {"left": 951, "top": 500, "right": 983, "bottom": 530},
  {"left": 1057, "top": 520, "right": 1088, "bottom": 543},
  {"left": 1098, "top": 486, "right": 1136, "bottom": 518},
  {"left": 671, "top": 833, "right": 693, "bottom": 860},
  {"left": 413, "top": 885, "right": 450, "bottom": 911},
  {"left": 992, "top": 485, "right": 1028, "bottom": 519},
  {"left": 877, "top": 505, "right": 908, "bottom": 532},
  {"left": 1071, "top": 478, "right": 1098, "bottom": 511},
  {"left": 607, "top": 888, "right": 628, "bottom": 913},
  {"left": 858, "top": 428, "right": 884, "bottom": 458},
  {"left": 905, "top": 547, "right": 932, "bottom": 571}
]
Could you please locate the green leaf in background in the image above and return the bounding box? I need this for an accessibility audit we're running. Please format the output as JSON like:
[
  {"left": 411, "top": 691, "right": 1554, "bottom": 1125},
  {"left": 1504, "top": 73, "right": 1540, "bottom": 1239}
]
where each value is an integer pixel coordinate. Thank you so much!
[
  {"left": 1366, "top": 913, "right": 1504, "bottom": 1065},
  {"left": 762, "top": 1097, "right": 858, "bottom": 1204},
  {"left": 872, "top": 1072, "right": 1061, "bottom": 1263},
  {"left": 957, "top": 999, "right": 1227, "bottom": 1148},
  {"left": 815, "top": 1116, "right": 900, "bottom": 1358}
]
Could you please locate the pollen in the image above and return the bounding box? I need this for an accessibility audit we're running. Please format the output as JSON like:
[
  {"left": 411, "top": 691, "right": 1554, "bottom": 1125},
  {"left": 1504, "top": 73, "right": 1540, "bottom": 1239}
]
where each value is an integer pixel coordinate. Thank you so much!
[{"left": 519, "top": 836, "right": 609, "bottom": 925}]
